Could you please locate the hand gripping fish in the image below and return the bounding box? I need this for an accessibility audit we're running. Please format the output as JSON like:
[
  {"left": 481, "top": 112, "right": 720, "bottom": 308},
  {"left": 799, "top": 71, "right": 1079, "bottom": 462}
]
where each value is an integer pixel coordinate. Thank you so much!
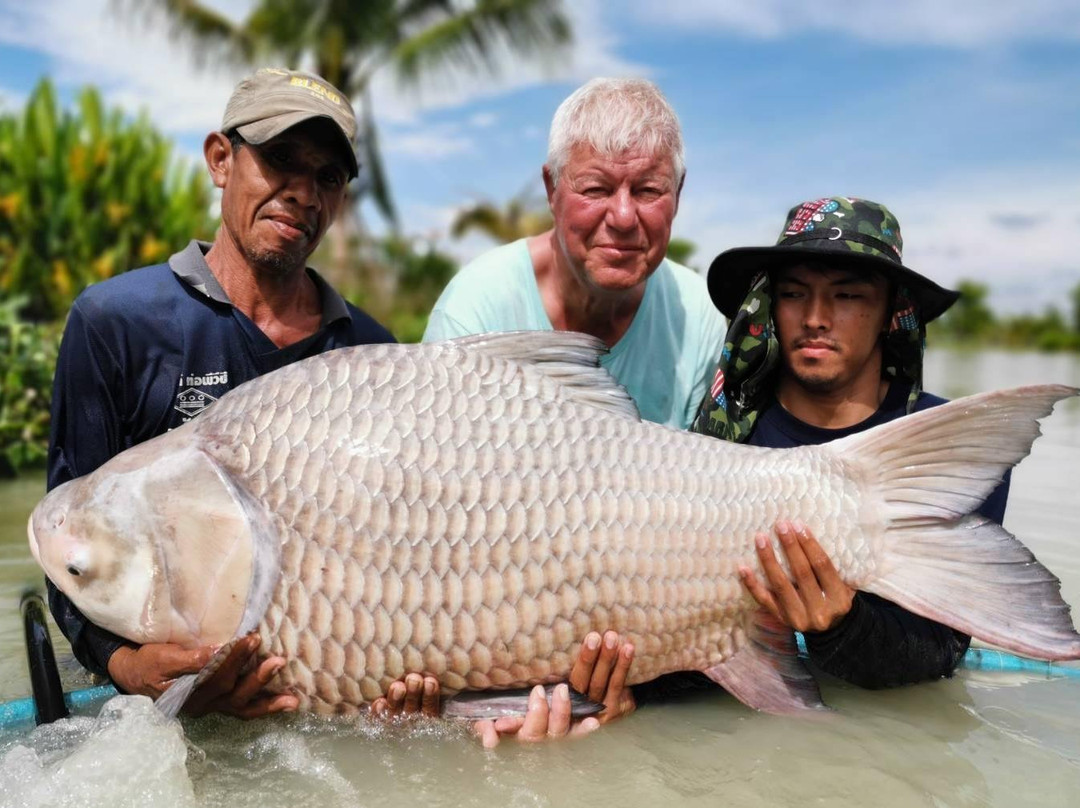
[{"left": 27, "top": 333, "right": 1080, "bottom": 718}]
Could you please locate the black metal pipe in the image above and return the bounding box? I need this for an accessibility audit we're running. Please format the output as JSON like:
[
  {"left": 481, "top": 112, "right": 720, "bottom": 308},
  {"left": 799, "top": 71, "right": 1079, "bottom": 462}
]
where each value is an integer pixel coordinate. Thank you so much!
[{"left": 20, "top": 591, "right": 68, "bottom": 725}]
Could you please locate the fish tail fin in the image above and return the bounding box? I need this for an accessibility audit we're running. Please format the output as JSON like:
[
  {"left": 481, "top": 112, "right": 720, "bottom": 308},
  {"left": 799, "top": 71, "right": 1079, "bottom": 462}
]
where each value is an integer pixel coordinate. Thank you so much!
[
  {"left": 832, "top": 384, "right": 1080, "bottom": 661},
  {"left": 868, "top": 516, "right": 1080, "bottom": 660}
]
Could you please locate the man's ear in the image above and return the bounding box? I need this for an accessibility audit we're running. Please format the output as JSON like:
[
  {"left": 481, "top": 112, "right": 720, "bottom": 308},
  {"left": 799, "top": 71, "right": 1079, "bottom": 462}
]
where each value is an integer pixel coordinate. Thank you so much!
[
  {"left": 542, "top": 164, "right": 557, "bottom": 210},
  {"left": 204, "top": 132, "right": 232, "bottom": 190}
]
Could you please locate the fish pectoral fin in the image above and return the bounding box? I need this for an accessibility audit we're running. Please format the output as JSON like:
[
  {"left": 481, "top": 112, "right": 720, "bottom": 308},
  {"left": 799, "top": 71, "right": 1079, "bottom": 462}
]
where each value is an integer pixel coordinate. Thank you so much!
[
  {"left": 155, "top": 673, "right": 199, "bottom": 719},
  {"left": 153, "top": 636, "right": 250, "bottom": 719},
  {"left": 702, "top": 611, "right": 827, "bottom": 715},
  {"left": 441, "top": 685, "right": 604, "bottom": 721}
]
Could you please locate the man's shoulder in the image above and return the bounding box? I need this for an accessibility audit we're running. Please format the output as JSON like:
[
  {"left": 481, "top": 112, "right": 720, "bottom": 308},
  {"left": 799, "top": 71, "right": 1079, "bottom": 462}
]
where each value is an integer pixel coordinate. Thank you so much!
[
  {"left": 652, "top": 259, "right": 715, "bottom": 312},
  {"left": 340, "top": 300, "right": 397, "bottom": 345},
  {"left": 76, "top": 264, "right": 178, "bottom": 313},
  {"left": 452, "top": 239, "right": 532, "bottom": 289},
  {"left": 72, "top": 263, "right": 183, "bottom": 321},
  {"left": 911, "top": 390, "right": 949, "bottom": 411}
]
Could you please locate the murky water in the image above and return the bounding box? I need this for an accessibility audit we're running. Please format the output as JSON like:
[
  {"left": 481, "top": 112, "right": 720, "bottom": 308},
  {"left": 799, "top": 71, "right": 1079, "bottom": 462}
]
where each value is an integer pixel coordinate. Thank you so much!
[{"left": 1, "top": 349, "right": 1078, "bottom": 808}]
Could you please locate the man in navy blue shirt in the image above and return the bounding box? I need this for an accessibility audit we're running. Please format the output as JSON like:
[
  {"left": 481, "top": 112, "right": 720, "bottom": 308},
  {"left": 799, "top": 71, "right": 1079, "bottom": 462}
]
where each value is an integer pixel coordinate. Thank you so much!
[
  {"left": 47, "top": 68, "right": 395, "bottom": 717},
  {"left": 691, "top": 196, "right": 1008, "bottom": 688}
]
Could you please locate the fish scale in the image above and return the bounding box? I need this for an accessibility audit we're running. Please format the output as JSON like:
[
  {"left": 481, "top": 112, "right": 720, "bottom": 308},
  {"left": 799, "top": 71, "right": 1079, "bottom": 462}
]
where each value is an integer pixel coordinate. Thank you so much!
[
  {"left": 186, "top": 341, "right": 857, "bottom": 714},
  {"left": 31, "top": 333, "right": 1080, "bottom": 719}
]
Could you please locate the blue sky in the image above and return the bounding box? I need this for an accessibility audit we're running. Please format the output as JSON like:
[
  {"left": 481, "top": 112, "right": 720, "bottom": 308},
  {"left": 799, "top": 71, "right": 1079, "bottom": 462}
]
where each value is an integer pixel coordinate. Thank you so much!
[{"left": 1, "top": 0, "right": 1078, "bottom": 314}]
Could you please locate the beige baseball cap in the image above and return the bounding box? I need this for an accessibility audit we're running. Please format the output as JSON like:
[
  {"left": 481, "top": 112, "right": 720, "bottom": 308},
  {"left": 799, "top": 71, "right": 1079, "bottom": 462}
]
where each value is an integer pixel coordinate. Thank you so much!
[{"left": 221, "top": 67, "right": 358, "bottom": 178}]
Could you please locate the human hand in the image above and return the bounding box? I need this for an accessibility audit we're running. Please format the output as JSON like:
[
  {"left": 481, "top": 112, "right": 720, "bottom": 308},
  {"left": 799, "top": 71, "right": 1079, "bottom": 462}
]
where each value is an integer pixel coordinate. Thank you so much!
[
  {"left": 568, "top": 630, "right": 636, "bottom": 725},
  {"left": 107, "top": 633, "right": 298, "bottom": 719},
  {"left": 739, "top": 520, "right": 855, "bottom": 633},
  {"left": 472, "top": 630, "right": 636, "bottom": 748},
  {"left": 472, "top": 683, "right": 599, "bottom": 748},
  {"left": 370, "top": 672, "right": 440, "bottom": 719}
]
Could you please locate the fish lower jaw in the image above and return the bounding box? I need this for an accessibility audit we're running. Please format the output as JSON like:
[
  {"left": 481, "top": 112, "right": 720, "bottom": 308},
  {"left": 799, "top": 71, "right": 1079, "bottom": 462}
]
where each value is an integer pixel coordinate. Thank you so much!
[{"left": 26, "top": 514, "right": 41, "bottom": 565}]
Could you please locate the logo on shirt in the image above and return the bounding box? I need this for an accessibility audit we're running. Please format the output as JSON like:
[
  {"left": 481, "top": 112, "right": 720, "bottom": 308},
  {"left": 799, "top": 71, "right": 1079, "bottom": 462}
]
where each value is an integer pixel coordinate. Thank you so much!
[{"left": 174, "top": 370, "right": 229, "bottom": 421}]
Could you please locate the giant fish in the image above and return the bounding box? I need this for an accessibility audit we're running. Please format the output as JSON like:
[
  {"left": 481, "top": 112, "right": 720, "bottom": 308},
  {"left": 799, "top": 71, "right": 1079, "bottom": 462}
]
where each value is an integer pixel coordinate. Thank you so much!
[{"left": 27, "top": 333, "right": 1080, "bottom": 717}]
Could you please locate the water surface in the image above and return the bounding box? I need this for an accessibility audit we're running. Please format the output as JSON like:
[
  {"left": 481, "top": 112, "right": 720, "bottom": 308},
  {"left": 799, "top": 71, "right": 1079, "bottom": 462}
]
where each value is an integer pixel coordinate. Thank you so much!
[{"left": 1, "top": 349, "right": 1078, "bottom": 807}]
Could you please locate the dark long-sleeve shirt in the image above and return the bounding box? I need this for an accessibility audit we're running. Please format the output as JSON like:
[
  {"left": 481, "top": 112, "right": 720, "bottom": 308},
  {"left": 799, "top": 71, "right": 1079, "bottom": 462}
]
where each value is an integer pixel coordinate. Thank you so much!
[{"left": 46, "top": 240, "right": 395, "bottom": 677}]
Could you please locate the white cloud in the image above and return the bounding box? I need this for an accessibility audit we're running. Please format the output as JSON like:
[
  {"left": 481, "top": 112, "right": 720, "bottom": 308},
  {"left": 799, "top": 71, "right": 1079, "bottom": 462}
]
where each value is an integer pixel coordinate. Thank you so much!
[
  {"left": 468, "top": 112, "right": 498, "bottom": 128},
  {"left": 632, "top": 0, "right": 1080, "bottom": 47},
  {"left": 0, "top": 0, "right": 246, "bottom": 135},
  {"left": 0, "top": 84, "right": 24, "bottom": 112},
  {"left": 674, "top": 168, "right": 1080, "bottom": 315},
  {"left": 383, "top": 125, "right": 474, "bottom": 159}
]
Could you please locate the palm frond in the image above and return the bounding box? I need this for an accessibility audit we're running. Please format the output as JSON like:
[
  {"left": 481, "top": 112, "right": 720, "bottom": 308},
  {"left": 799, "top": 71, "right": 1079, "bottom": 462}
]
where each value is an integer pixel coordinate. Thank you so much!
[
  {"left": 358, "top": 89, "right": 399, "bottom": 230},
  {"left": 391, "top": 0, "right": 571, "bottom": 85},
  {"left": 113, "top": 0, "right": 255, "bottom": 63}
]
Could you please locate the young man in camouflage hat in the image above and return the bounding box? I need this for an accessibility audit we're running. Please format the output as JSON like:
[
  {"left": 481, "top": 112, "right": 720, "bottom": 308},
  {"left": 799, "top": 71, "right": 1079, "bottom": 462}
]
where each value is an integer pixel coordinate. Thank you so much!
[{"left": 693, "top": 197, "right": 1008, "bottom": 687}]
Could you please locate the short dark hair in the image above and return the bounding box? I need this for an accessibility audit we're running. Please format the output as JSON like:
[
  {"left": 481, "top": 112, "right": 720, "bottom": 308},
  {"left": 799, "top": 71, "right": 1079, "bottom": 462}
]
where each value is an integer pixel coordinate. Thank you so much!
[{"left": 226, "top": 129, "right": 246, "bottom": 152}]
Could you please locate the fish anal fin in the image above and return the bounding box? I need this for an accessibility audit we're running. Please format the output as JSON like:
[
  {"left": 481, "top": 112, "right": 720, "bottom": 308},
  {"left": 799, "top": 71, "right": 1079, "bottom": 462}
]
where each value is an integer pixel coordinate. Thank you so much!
[{"left": 702, "top": 611, "right": 827, "bottom": 715}]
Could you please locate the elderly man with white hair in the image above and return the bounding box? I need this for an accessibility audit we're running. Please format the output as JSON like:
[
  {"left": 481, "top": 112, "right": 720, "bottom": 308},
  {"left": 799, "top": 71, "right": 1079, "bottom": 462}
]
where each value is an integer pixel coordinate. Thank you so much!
[
  {"left": 424, "top": 77, "right": 725, "bottom": 429},
  {"left": 414, "top": 78, "right": 725, "bottom": 744}
]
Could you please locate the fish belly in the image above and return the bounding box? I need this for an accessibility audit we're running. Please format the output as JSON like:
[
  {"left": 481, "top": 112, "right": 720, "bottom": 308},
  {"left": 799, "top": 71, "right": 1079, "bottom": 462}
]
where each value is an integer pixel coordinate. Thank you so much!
[{"left": 197, "top": 344, "right": 868, "bottom": 714}]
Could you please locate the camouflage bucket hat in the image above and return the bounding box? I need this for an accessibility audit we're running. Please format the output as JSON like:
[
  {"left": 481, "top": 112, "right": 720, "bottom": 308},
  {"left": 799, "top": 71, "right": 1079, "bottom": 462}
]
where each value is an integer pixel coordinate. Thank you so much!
[{"left": 706, "top": 197, "right": 960, "bottom": 322}]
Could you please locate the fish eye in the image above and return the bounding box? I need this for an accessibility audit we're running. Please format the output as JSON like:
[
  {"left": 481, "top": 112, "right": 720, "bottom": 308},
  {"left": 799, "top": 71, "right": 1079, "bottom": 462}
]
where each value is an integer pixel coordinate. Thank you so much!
[{"left": 66, "top": 565, "right": 81, "bottom": 577}]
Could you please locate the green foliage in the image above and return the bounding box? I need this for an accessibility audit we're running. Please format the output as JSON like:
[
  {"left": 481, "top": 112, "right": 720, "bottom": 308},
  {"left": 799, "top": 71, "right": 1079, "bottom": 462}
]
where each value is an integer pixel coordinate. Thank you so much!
[
  {"left": 335, "top": 234, "right": 459, "bottom": 344},
  {"left": 666, "top": 237, "right": 697, "bottom": 268},
  {"left": 0, "top": 297, "right": 61, "bottom": 476},
  {"left": 0, "top": 79, "right": 217, "bottom": 321},
  {"left": 451, "top": 191, "right": 552, "bottom": 244},
  {"left": 930, "top": 279, "right": 1080, "bottom": 352},
  {"left": 933, "top": 280, "right": 995, "bottom": 341},
  {"left": 1071, "top": 281, "right": 1080, "bottom": 335}
]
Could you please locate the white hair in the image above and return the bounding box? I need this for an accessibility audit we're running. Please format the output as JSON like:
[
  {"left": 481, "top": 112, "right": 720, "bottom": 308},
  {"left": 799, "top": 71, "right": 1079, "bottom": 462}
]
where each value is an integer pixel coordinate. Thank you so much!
[{"left": 546, "top": 77, "right": 685, "bottom": 187}]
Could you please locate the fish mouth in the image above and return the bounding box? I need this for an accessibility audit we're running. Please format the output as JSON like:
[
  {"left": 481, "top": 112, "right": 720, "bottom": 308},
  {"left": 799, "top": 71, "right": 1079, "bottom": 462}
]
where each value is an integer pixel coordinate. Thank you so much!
[{"left": 27, "top": 513, "right": 41, "bottom": 565}]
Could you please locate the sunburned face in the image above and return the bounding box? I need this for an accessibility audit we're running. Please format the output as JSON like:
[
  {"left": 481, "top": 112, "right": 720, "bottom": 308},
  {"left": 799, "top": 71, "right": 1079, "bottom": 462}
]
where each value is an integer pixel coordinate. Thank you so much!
[
  {"left": 208, "top": 118, "right": 350, "bottom": 276},
  {"left": 773, "top": 263, "right": 892, "bottom": 395},
  {"left": 544, "top": 143, "right": 681, "bottom": 295}
]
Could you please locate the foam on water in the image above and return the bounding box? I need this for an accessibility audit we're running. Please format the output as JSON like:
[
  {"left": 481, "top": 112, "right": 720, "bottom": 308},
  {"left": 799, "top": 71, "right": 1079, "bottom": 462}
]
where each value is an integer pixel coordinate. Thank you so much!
[{"left": 0, "top": 696, "right": 196, "bottom": 808}]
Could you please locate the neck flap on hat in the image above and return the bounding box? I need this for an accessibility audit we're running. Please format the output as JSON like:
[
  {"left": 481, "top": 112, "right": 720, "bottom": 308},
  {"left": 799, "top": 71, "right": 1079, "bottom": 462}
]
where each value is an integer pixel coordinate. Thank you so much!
[{"left": 691, "top": 275, "right": 927, "bottom": 443}]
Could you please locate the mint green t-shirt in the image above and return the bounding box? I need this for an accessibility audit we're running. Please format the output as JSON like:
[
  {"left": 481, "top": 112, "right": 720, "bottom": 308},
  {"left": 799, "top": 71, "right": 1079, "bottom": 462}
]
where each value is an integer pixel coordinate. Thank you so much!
[{"left": 422, "top": 239, "right": 726, "bottom": 429}]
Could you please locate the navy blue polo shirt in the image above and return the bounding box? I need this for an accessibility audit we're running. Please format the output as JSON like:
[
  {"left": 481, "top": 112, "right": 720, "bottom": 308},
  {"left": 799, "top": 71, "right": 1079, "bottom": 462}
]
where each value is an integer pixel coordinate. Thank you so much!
[{"left": 47, "top": 240, "right": 395, "bottom": 674}]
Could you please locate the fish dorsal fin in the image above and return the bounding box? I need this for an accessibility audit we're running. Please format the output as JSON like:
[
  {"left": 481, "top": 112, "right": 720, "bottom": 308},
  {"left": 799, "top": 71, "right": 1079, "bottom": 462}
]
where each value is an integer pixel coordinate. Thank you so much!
[{"left": 441, "top": 331, "right": 641, "bottom": 421}]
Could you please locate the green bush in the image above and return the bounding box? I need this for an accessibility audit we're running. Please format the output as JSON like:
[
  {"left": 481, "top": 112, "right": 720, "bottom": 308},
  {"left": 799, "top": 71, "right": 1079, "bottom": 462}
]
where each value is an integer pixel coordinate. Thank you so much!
[
  {"left": 0, "top": 297, "right": 61, "bottom": 476},
  {"left": 0, "top": 79, "right": 217, "bottom": 321}
]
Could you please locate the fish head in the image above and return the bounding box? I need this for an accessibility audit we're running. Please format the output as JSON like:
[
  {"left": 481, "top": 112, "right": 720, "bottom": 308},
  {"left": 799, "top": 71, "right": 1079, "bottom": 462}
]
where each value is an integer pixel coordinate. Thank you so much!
[
  {"left": 28, "top": 433, "right": 271, "bottom": 649},
  {"left": 29, "top": 462, "right": 169, "bottom": 645}
]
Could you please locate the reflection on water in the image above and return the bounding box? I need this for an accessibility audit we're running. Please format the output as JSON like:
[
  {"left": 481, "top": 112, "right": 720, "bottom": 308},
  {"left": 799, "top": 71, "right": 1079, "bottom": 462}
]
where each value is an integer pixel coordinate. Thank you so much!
[{"left": 1, "top": 349, "right": 1078, "bottom": 807}]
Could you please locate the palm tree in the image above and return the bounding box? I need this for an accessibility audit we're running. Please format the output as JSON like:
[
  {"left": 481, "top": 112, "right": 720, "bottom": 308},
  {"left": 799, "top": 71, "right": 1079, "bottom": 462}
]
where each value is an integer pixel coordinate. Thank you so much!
[
  {"left": 451, "top": 186, "right": 552, "bottom": 244},
  {"left": 122, "top": 0, "right": 572, "bottom": 228}
]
